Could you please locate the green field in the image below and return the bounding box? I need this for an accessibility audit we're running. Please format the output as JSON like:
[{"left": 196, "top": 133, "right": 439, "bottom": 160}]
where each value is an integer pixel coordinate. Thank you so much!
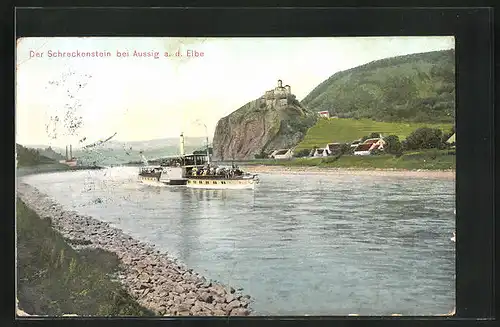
[
  {"left": 247, "top": 149, "right": 455, "bottom": 170},
  {"left": 295, "top": 118, "right": 453, "bottom": 151}
]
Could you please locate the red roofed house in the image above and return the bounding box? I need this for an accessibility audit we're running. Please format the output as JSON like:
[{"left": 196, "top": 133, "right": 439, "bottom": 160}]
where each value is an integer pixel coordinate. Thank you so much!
[
  {"left": 317, "top": 111, "right": 330, "bottom": 118},
  {"left": 353, "top": 138, "right": 386, "bottom": 156}
]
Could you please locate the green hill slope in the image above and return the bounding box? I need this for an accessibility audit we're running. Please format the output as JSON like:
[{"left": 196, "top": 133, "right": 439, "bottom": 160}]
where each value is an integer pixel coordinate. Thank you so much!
[
  {"left": 301, "top": 49, "right": 455, "bottom": 123},
  {"left": 16, "top": 144, "right": 57, "bottom": 167},
  {"left": 38, "top": 147, "right": 65, "bottom": 161},
  {"left": 295, "top": 118, "right": 452, "bottom": 150}
]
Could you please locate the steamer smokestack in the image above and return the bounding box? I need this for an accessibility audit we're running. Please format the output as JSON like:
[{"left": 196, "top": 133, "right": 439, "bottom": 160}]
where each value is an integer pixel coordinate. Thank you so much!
[
  {"left": 180, "top": 133, "right": 185, "bottom": 156},
  {"left": 70, "top": 145, "right": 73, "bottom": 159},
  {"left": 65, "top": 145, "right": 69, "bottom": 160}
]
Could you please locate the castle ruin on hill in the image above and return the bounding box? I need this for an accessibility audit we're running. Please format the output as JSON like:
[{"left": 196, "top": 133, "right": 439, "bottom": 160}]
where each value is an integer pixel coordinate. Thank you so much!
[{"left": 260, "top": 79, "right": 296, "bottom": 107}]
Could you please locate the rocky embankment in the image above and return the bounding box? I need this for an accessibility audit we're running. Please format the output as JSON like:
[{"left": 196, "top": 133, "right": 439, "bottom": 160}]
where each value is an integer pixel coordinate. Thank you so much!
[{"left": 17, "top": 182, "right": 252, "bottom": 316}]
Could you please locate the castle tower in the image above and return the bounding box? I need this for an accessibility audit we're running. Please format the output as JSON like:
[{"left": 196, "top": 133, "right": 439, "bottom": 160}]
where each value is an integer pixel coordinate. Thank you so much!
[
  {"left": 285, "top": 85, "right": 291, "bottom": 94},
  {"left": 277, "top": 79, "right": 282, "bottom": 88}
]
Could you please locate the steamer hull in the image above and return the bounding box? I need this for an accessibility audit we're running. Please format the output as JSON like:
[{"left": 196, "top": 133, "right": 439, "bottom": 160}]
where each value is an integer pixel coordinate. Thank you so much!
[
  {"left": 138, "top": 166, "right": 187, "bottom": 186},
  {"left": 186, "top": 176, "right": 258, "bottom": 190},
  {"left": 138, "top": 175, "right": 166, "bottom": 187},
  {"left": 158, "top": 166, "right": 188, "bottom": 185}
]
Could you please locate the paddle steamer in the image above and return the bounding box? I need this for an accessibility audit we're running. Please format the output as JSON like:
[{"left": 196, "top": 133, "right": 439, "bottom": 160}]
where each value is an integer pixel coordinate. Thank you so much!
[{"left": 138, "top": 133, "right": 259, "bottom": 189}]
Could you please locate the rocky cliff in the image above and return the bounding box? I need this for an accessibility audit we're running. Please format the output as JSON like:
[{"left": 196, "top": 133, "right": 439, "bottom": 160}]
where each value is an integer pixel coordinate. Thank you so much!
[{"left": 212, "top": 98, "right": 317, "bottom": 160}]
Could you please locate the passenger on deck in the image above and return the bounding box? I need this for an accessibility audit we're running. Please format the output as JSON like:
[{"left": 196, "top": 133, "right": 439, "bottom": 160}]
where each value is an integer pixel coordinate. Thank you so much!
[{"left": 192, "top": 167, "right": 198, "bottom": 176}]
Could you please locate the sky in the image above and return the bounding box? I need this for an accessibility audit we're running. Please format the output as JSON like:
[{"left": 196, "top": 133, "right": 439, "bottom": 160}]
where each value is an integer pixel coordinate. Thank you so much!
[{"left": 16, "top": 36, "right": 455, "bottom": 147}]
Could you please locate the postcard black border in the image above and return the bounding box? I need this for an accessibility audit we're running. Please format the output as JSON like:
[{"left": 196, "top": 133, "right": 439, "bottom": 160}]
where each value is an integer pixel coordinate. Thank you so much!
[{"left": 3, "top": 5, "right": 496, "bottom": 327}]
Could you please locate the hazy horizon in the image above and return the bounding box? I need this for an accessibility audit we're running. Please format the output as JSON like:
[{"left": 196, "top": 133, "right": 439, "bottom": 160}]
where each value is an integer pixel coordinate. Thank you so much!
[
  {"left": 16, "top": 36, "right": 454, "bottom": 148},
  {"left": 20, "top": 135, "right": 207, "bottom": 149}
]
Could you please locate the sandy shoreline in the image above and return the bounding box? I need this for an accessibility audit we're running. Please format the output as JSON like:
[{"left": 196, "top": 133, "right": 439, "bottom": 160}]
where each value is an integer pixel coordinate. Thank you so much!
[
  {"left": 16, "top": 182, "right": 252, "bottom": 316},
  {"left": 242, "top": 165, "right": 455, "bottom": 180}
]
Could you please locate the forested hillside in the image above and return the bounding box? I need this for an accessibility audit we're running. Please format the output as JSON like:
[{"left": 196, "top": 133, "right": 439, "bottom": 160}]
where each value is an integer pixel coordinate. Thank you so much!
[
  {"left": 16, "top": 144, "right": 56, "bottom": 167},
  {"left": 301, "top": 49, "right": 455, "bottom": 123}
]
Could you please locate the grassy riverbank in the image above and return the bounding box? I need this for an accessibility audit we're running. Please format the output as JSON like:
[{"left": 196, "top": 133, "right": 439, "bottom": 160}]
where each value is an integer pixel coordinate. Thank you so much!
[
  {"left": 246, "top": 149, "right": 455, "bottom": 171},
  {"left": 16, "top": 199, "right": 155, "bottom": 316}
]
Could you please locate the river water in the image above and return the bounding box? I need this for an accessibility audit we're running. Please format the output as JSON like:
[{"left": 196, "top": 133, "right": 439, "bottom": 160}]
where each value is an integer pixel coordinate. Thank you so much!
[{"left": 19, "top": 167, "right": 455, "bottom": 316}]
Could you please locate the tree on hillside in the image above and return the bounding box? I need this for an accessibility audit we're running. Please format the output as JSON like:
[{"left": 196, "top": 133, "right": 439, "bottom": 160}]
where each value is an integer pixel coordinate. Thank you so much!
[
  {"left": 16, "top": 144, "right": 55, "bottom": 166},
  {"left": 383, "top": 135, "right": 403, "bottom": 156},
  {"left": 293, "top": 148, "right": 311, "bottom": 158},
  {"left": 404, "top": 127, "right": 444, "bottom": 150},
  {"left": 193, "top": 147, "right": 213, "bottom": 155},
  {"left": 339, "top": 143, "right": 352, "bottom": 155},
  {"left": 254, "top": 150, "right": 269, "bottom": 159},
  {"left": 383, "top": 75, "right": 418, "bottom": 105}
]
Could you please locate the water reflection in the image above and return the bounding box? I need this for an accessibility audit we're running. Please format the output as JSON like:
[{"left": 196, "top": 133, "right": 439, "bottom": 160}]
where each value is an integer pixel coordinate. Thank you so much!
[{"left": 177, "top": 189, "right": 197, "bottom": 261}]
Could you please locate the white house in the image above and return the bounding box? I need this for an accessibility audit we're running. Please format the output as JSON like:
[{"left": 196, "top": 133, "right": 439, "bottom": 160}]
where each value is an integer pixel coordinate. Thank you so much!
[
  {"left": 446, "top": 133, "right": 456, "bottom": 149},
  {"left": 270, "top": 149, "right": 294, "bottom": 159},
  {"left": 313, "top": 148, "right": 329, "bottom": 157},
  {"left": 311, "top": 143, "right": 343, "bottom": 157},
  {"left": 317, "top": 111, "right": 330, "bottom": 118}
]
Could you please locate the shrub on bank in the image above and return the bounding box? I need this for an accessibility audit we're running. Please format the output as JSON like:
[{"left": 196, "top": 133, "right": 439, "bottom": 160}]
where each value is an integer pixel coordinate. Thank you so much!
[
  {"left": 293, "top": 148, "right": 312, "bottom": 158},
  {"left": 404, "top": 127, "right": 445, "bottom": 150},
  {"left": 254, "top": 151, "right": 270, "bottom": 159},
  {"left": 383, "top": 135, "right": 403, "bottom": 156},
  {"left": 16, "top": 199, "right": 155, "bottom": 316}
]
